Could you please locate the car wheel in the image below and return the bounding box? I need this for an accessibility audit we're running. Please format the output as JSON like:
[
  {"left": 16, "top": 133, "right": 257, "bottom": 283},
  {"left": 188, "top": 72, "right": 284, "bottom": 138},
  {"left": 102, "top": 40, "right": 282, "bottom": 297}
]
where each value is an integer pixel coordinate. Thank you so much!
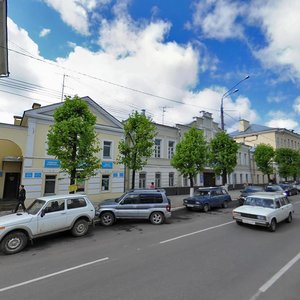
[
  {"left": 1, "top": 231, "right": 28, "bottom": 255},
  {"left": 236, "top": 220, "right": 243, "bottom": 226},
  {"left": 222, "top": 201, "right": 228, "bottom": 209},
  {"left": 203, "top": 204, "right": 209, "bottom": 213},
  {"left": 269, "top": 219, "right": 276, "bottom": 232},
  {"left": 150, "top": 212, "right": 164, "bottom": 225},
  {"left": 186, "top": 207, "right": 193, "bottom": 211},
  {"left": 71, "top": 219, "right": 89, "bottom": 237},
  {"left": 286, "top": 213, "right": 292, "bottom": 223},
  {"left": 100, "top": 211, "right": 115, "bottom": 226}
]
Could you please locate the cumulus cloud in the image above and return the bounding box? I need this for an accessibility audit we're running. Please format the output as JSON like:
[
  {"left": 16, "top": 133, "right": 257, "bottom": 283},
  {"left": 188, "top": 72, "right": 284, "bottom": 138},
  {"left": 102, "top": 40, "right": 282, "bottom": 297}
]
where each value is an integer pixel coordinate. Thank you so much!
[
  {"left": 43, "top": 0, "right": 99, "bottom": 35},
  {"left": 190, "top": 0, "right": 246, "bottom": 40},
  {"left": 293, "top": 96, "right": 300, "bottom": 114},
  {"left": 266, "top": 110, "right": 298, "bottom": 130},
  {"left": 39, "top": 28, "right": 51, "bottom": 37},
  {"left": 249, "top": 0, "right": 300, "bottom": 82}
]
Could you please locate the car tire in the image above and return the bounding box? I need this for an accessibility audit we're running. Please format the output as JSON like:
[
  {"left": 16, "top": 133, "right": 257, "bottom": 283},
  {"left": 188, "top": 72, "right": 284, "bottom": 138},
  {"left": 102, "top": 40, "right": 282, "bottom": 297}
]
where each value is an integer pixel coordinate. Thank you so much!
[
  {"left": 100, "top": 211, "right": 115, "bottom": 226},
  {"left": 286, "top": 213, "right": 292, "bottom": 223},
  {"left": 203, "top": 204, "right": 209, "bottom": 213},
  {"left": 71, "top": 219, "right": 89, "bottom": 237},
  {"left": 222, "top": 201, "right": 228, "bottom": 208},
  {"left": 236, "top": 220, "right": 243, "bottom": 226},
  {"left": 1, "top": 231, "right": 28, "bottom": 255},
  {"left": 150, "top": 212, "right": 164, "bottom": 225},
  {"left": 269, "top": 218, "right": 276, "bottom": 232}
]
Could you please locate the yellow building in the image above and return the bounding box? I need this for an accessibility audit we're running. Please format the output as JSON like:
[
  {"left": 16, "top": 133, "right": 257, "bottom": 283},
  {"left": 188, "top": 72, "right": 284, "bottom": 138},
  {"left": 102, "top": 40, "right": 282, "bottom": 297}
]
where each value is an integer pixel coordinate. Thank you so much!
[{"left": 0, "top": 97, "right": 124, "bottom": 203}]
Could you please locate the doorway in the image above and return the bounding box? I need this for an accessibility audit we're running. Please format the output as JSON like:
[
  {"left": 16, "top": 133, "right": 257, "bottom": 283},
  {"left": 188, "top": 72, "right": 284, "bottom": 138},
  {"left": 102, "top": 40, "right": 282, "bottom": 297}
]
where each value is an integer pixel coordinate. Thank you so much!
[{"left": 3, "top": 172, "right": 20, "bottom": 200}]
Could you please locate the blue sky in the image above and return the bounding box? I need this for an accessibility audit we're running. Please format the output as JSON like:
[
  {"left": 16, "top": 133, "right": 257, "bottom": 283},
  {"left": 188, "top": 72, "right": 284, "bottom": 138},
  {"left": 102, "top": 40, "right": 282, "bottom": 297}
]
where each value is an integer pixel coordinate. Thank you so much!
[{"left": 2, "top": 0, "right": 300, "bottom": 133}]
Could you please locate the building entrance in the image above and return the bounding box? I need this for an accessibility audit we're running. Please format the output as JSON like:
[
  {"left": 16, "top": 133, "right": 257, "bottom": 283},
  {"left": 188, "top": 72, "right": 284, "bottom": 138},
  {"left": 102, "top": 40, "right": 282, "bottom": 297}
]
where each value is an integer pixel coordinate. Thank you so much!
[{"left": 3, "top": 172, "right": 20, "bottom": 200}]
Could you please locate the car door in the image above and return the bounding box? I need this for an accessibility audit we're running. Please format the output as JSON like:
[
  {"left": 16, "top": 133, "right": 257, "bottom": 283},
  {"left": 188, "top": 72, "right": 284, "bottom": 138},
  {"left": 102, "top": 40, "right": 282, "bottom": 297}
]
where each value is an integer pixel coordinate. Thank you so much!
[
  {"left": 139, "top": 193, "right": 163, "bottom": 218},
  {"left": 38, "top": 199, "right": 67, "bottom": 234},
  {"left": 66, "top": 197, "right": 89, "bottom": 226},
  {"left": 279, "top": 197, "right": 291, "bottom": 219},
  {"left": 116, "top": 194, "right": 139, "bottom": 218},
  {"left": 209, "top": 190, "right": 219, "bottom": 208},
  {"left": 274, "top": 199, "right": 286, "bottom": 222}
]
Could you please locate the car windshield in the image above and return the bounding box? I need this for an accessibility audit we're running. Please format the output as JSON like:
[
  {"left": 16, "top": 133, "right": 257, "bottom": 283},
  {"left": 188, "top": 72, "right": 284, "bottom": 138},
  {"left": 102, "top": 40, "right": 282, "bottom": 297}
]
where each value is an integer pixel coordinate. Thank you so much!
[
  {"left": 244, "top": 197, "right": 274, "bottom": 208},
  {"left": 195, "top": 190, "right": 210, "bottom": 196},
  {"left": 26, "top": 199, "right": 46, "bottom": 215},
  {"left": 244, "top": 187, "right": 263, "bottom": 193},
  {"left": 115, "top": 193, "right": 127, "bottom": 203}
]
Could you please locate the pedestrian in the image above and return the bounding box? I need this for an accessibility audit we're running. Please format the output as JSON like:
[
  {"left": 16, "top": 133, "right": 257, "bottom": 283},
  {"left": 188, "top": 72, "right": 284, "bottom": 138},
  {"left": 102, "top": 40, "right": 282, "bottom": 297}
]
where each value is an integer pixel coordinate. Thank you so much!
[
  {"left": 150, "top": 182, "right": 155, "bottom": 189},
  {"left": 14, "top": 185, "right": 26, "bottom": 213}
]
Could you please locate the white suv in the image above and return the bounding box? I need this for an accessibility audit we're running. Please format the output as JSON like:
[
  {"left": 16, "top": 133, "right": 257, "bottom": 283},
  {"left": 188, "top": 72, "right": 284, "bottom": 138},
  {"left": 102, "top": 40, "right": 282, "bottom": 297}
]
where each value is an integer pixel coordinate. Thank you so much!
[{"left": 0, "top": 194, "right": 95, "bottom": 255}]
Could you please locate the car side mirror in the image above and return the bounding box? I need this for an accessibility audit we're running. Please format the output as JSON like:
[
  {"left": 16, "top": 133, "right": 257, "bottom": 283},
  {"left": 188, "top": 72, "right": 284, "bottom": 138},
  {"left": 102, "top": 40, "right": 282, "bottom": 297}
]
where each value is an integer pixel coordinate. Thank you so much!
[{"left": 41, "top": 209, "right": 45, "bottom": 217}]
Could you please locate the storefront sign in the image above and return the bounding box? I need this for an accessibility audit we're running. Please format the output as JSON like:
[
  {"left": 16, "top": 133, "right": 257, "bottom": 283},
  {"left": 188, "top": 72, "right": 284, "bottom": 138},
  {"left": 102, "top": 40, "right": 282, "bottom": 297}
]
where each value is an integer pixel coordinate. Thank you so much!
[
  {"left": 44, "top": 159, "right": 60, "bottom": 168},
  {"left": 25, "top": 172, "right": 33, "bottom": 178},
  {"left": 34, "top": 172, "right": 42, "bottom": 178},
  {"left": 102, "top": 161, "right": 113, "bottom": 169}
]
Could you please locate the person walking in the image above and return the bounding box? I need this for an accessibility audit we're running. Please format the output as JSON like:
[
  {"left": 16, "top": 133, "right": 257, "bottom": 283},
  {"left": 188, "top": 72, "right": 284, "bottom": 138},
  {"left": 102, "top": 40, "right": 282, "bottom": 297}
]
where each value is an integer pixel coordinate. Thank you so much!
[
  {"left": 150, "top": 182, "right": 155, "bottom": 189},
  {"left": 14, "top": 185, "right": 26, "bottom": 213}
]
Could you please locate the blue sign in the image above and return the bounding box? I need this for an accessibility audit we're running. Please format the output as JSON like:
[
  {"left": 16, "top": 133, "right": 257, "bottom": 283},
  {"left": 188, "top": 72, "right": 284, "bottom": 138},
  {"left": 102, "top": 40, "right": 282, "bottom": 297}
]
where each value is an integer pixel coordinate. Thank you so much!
[
  {"left": 101, "top": 161, "right": 113, "bottom": 169},
  {"left": 44, "top": 159, "right": 60, "bottom": 168},
  {"left": 34, "top": 172, "right": 42, "bottom": 178},
  {"left": 25, "top": 172, "right": 33, "bottom": 178},
  {"left": 113, "top": 172, "right": 118, "bottom": 178},
  {"left": 119, "top": 172, "right": 124, "bottom": 178}
]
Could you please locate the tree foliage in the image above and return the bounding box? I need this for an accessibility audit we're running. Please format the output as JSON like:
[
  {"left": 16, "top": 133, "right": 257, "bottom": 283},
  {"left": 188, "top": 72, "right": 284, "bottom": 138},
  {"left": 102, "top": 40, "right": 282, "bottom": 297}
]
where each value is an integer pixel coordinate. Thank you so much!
[
  {"left": 208, "top": 131, "right": 239, "bottom": 185},
  {"left": 118, "top": 111, "right": 157, "bottom": 189},
  {"left": 253, "top": 144, "right": 274, "bottom": 182},
  {"left": 275, "top": 148, "right": 300, "bottom": 181},
  {"left": 171, "top": 127, "right": 207, "bottom": 187},
  {"left": 47, "top": 95, "right": 100, "bottom": 190}
]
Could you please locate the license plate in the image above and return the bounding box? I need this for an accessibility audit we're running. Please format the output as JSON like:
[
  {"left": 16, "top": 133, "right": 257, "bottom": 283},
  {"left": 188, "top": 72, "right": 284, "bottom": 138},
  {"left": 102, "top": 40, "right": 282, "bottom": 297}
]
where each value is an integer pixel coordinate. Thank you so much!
[
  {"left": 243, "top": 219, "right": 255, "bottom": 225},
  {"left": 187, "top": 204, "right": 194, "bottom": 207}
]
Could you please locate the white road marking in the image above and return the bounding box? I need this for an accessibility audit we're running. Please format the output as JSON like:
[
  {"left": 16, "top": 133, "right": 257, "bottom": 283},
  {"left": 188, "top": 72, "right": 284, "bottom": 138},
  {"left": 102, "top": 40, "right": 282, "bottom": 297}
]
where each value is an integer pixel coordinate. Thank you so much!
[
  {"left": 249, "top": 252, "right": 300, "bottom": 300},
  {"left": 160, "top": 221, "right": 235, "bottom": 244},
  {"left": 0, "top": 257, "right": 109, "bottom": 293}
]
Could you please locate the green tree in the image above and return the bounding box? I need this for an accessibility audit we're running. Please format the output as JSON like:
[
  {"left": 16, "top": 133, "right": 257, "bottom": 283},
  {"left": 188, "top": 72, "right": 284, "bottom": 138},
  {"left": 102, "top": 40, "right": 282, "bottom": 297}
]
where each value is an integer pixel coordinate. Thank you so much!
[
  {"left": 208, "top": 131, "right": 239, "bottom": 185},
  {"left": 275, "top": 148, "right": 300, "bottom": 181},
  {"left": 253, "top": 144, "right": 274, "bottom": 183},
  {"left": 171, "top": 127, "right": 207, "bottom": 187},
  {"left": 118, "top": 111, "right": 157, "bottom": 189},
  {"left": 47, "top": 95, "right": 100, "bottom": 192}
]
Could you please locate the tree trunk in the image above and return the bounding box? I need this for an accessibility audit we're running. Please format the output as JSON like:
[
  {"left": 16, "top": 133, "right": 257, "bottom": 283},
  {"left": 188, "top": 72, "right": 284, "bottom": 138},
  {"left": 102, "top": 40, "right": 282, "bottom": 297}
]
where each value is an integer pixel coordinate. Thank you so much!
[
  {"left": 222, "top": 170, "right": 227, "bottom": 185},
  {"left": 131, "top": 169, "right": 136, "bottom": 189},
  {"left": 189, "top": 174, "right": 194, "bottom": 188},
  {"left": 70, "top": 169, "right": 76, "bottom": 194}
]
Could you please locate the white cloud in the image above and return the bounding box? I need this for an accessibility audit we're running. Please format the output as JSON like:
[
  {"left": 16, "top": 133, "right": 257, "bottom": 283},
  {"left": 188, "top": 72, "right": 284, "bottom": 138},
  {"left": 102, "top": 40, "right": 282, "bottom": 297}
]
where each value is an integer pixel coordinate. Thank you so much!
[
  {"left": 43, "top": 0, "right": 99, "bottom": 35},
  {"left": 39, "top": 28, "right": 51, "bottom": 38},
  {"left": 266, "top": 110, "right": 298, "bottom": 130},
  {"left": 249, "top": 0, "right": 300, "bottom": 82},
  {"left": 1, "top": 16, "right": 259, "bottom": 132},
  {"left": 293, "top": 96, "right": 300, "bottom": 114},
  {"left": 191, "top": 0, "right": 246, "bottom": 40}
]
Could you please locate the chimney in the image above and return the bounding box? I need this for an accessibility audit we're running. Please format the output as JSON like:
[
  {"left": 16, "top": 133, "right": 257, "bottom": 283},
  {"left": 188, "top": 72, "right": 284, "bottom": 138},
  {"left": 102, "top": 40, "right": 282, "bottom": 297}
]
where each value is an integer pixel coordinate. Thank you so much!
[
  {"left": 239, "top": 119, "right": 250, "bottom": 132},
  {"left": 13, "top": 116, "right": 22, "bottom": 125},
  {"left": 141, "top": 109, "right": 146, "bottom": 115},
  {"left": 32, "top": 103, "right": 41, "bottom": 109}
]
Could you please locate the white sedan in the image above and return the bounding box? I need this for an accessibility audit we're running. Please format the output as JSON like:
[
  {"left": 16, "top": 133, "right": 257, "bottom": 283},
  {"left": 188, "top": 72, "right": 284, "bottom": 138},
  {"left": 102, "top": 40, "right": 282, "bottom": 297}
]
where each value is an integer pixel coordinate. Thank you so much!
[{"left": 232, "top": 192, "right": 294, "bottom": 232}]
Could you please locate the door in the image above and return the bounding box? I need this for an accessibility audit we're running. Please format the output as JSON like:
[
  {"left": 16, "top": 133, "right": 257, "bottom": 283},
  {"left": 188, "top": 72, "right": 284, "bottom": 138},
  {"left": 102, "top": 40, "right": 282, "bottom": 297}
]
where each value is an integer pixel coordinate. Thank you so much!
[
  {"left": 3, "top": 172, "right": 20, "bottom": 199},
  {"left": 38, "top": 199, "right": 67, "bottom": 233},
  {"left": 116, "top": 194, "right": 139, "bottom": 218}
]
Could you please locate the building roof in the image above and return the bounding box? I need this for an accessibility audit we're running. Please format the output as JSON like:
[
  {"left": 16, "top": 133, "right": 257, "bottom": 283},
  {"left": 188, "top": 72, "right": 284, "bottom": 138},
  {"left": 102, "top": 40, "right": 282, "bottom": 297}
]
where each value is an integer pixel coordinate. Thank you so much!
[{"left": 230, "top": 123, "right": 276, "bottom": 137}]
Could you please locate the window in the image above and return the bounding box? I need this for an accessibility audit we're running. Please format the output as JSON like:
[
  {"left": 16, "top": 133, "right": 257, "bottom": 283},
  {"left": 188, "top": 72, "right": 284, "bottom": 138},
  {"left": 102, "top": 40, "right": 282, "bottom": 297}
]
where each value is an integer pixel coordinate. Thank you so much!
[
  {"left": 44, "top": 175, "right": 56, "bottom": 195},
  {"left": 169, "top": 172, "right": 174, "bottom": 187},
  {"left": 154, "top": 139, "right": 161, "bottom": 158},
  {"left": 168, "top": 141, "right": 175, "bottom": 159},
  {"left": 45, "top": 199, "right": 65, "bottom": 213},
  {"left": 103, "top": 141, "right": 112, "bottom": 158},
  {"left": 102, "top": 175, "right": 110, "bottom": 191},
  {"left": 122, "top": 195, "right": 139, "bottom": 204},
  {"left": 139, "top": 173, "right": 146, "bottom": 189},
  {"left": 140, "top": 194, "right": 163, "bottom": 204},
  {"left": 244, "top": 153, "right": 247, "bottom": 165},
  {"left": 155, "top": 172, "right": 161, "bottom": 188},
  {"left": 240, "top": 174, "right": 243, "bottom": 184},
  {"left": 183, "top": 176, "right": 188, "bottom": 187},
  {"left": 67, "top": 198, "right": 87, "bottom": 209}
]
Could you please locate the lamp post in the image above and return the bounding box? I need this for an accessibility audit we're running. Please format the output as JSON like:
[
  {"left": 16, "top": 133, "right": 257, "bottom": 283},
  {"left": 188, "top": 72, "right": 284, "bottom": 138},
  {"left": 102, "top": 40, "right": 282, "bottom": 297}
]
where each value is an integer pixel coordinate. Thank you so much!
[{"left": 220, "top": 75, "right": 250, "bottom": 130}]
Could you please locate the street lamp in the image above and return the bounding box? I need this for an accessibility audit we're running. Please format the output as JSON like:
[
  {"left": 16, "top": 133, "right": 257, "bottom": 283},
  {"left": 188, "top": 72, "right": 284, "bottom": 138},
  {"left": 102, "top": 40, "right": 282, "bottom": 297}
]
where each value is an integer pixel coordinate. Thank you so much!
[{"left": 220, "top": 75, "right": 250, "bottom": 130}]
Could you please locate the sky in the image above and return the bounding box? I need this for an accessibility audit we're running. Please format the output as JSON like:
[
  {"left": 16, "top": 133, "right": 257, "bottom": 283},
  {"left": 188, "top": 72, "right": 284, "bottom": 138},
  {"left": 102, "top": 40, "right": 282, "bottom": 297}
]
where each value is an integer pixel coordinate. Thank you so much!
[{"left": 1, "top": 0, "right": 300, "bottom": 133}]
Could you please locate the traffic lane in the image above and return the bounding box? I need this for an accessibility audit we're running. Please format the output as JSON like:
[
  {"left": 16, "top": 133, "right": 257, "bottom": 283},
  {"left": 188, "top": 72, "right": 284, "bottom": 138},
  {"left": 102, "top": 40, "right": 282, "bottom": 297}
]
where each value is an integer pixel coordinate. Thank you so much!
[
  {"left": 0, "top": 206, "right": 234, "bottom": 289},
  {"left": 1, "top": 206, "right": 300, "bottom": 299}
]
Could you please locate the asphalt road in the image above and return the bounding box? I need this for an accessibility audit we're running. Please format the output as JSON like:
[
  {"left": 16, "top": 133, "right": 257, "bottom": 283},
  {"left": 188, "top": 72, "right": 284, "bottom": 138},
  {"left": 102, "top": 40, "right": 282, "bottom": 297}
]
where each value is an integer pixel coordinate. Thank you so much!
[{"left": 1, "top": 196, "right": 300, "bottom": 300}]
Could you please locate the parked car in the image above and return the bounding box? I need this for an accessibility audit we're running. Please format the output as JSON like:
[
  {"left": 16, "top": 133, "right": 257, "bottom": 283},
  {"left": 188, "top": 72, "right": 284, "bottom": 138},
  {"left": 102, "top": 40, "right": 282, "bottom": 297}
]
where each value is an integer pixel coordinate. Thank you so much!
[
  {"left": 96, "top": 189, "right": 171, "bottom": 226},
  {"left": 265, "top": 184, "right": 287, "bottom": 196},
  {"left": 0, "top": 194, "right": 95, "bottom": 255},
  {"left": 183, "top": 187, "right": 232, "bottom": 212},
  {"left": 238, "top": 185, "right": 265, "bottom": 206},
  {"left": 278, "top": 183, "right": 298, "bottom": 196},
  {"left": 232, "top": 192, "right": 294, "bottom": 232},
  {"left": 293, "top": 182, "right": 300, "bottom": 191}
]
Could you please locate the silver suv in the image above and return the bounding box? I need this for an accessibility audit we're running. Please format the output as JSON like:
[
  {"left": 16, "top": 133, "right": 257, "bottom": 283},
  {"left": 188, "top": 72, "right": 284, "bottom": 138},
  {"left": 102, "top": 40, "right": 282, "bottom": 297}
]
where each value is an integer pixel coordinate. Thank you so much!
[{"left": 96, "top": 189, "right": 171, "bottom": 226}]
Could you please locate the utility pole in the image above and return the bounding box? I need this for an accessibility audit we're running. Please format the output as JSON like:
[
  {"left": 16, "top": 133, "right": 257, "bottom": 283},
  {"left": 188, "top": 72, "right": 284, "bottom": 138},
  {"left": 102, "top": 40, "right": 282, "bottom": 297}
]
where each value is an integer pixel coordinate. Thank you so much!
[
  {"left": 61, "top": 74, "right": 66, "bottom": 102},
  {"left": 160, "top": 106, "right": 172, "bottom": 124}
]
